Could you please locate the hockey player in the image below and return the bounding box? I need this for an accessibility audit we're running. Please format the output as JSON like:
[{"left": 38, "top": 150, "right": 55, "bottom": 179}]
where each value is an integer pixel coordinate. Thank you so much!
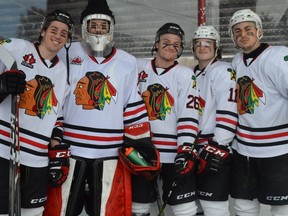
[
  {"left": 191, "top": 26, "right": 238, "bottom": 216},
  {"left": 0, "top": 9, "right": 74, "bottom": 216},
  {"left": 229, "top": 9, "right": 288, "bottom": 216},
  {"left": 134, "top": 23, "right": 200, "bottom": 216},
  {"left": 57, "top": 0, "right": 158, "bottom": 215}
]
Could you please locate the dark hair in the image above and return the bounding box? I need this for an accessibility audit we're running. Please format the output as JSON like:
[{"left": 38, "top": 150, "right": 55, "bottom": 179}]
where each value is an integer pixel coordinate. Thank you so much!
[{"left": 38, "top": 9, "right": 74, "bottom": 42}]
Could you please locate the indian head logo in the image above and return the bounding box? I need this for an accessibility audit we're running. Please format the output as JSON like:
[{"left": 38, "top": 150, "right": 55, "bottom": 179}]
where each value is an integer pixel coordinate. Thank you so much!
[
  {"left": 21, "top": 54, "right": 36, "bottom": 69},
  {"left": 19, "top": 75, "right": 58, "bottom": 119},
  {"left": 237, "top": 76, "right": 266, "bottom": 115},
  {"left": 74, "top": 71, "right": 117, "bottom": 110},
  {"left": 142, "top": 83, "right": 174, "bottom": 121}
]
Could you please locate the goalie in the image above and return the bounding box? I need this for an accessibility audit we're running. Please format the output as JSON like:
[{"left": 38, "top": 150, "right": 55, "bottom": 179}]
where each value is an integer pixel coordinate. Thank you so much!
[{"left": 46, "top": 0, "right": 160, "bottom": 215}]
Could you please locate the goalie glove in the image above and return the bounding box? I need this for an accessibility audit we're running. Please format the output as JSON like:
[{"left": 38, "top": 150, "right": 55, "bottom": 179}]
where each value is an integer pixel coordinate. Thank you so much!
[
  {"left": 0, "top": 70, "right": 26, "bottom": 95},
  {"left": 118, "top": 122, "right": 160, "bottom": 180},
  {"left": 197, "top": 140, "right": 231, "bottom": 175},
  {"left": 48, "top": 143, "right": 70, "bottom": 187},
  {"left": 174, "top": 143, "right": 198, "bottom": 178}
]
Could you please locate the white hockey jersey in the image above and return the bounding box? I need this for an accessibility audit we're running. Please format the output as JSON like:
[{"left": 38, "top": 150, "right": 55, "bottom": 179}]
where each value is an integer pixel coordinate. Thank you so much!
[
  {"left": 59, "top": 42, "right": 148, "bottom": 159},
  {"left": 137, "top": 58, "right": 199, "bottom": 163},
  {"left": 194, "top": 61, "right": 238, "bottom": 146},
  {"left": 232, "top": 44, "right": 288, "bottom": 158},
  {"left": 0, "top": 38, "right": 67, "bottom": 167}
]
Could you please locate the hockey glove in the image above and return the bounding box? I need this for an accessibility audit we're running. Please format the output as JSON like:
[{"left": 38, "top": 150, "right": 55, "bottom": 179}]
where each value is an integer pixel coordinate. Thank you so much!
[
  {"left": 48, "top": 143, "right": 70, "bottom": 187},
  {"left": 119, "top": 122, "right": 160, "bottom": 180},
  {"left": 0, "top": 70, "right": 26, "bottom": 95},
  {"left": 174, "top": 143, "right": 198, "bottom": 178},
  {"left": 197, "top": 140, "right": 231, "bottom": 175}
]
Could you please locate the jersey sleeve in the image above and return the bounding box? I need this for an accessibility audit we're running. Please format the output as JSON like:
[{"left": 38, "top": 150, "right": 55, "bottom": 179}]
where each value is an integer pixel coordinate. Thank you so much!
[
  {"left": 212, "top": 64, "right": 238, "bottom": 145},
  {"left": 123, "top": 58, "right": 149, "bottom": 127},
  {"left": 176, "top": 67, "right": 199, "bottom": 146},
  {"left": 265, "top": 46, "right": 288, "bottom": 100}
]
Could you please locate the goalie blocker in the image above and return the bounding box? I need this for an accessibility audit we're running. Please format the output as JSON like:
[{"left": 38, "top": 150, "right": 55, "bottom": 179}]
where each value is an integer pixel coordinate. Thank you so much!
[{"left": 118, "top": 122, "right": 160, "bottom": 181}]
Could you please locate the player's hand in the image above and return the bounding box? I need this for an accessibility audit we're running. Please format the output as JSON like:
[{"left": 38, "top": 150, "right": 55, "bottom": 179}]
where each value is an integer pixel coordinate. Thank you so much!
[
  {"left": 0, "top": 70, "right": 26, "bottom": 95},
  {"left": 48, "top": 143, "right": 70, "bottom": 187},
  {"left": 197, "top": 140, "right": 231, "bottom": 175},
  {"left": 174, "top": 143, "right": 198, "bottom": 178}
]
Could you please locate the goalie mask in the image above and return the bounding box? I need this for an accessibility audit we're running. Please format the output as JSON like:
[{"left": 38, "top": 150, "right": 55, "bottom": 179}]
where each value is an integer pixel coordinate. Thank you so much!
[
  {"left": 152, "top": 23, "right": 185, "bottom": 58},
  {"left": 80, "top": 0, "right": 115, "bottom": 57}
]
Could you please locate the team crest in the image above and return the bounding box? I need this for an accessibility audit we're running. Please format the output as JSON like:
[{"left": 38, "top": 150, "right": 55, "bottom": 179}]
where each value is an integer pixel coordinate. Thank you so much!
[
  {"left": 198, "top": 96, "right": 206, "bottom": 116},
  {"left": 21, "top": 54, "right": 36, "bottom": 69},
  {"left": 74, "top": 71, "right": 117, "bottom": 110},
  {"left": 70, "top": 56, "right": 83, "bottom": 65},
  {"left": 237, "top": 75, "right": 266, "bottom": 115},
  {"left": 192, "top": 74, "right": 197, "bottom": 89},
  {"left": 19, "top": 75, "right": 58, "bottom": 119},
  {"left": 0, "top": 38, "right": 11, "bottom": 46},
  {"left": 228, "top": 68, "right": 236, "bottom": 81},
  {"left": 138, "top": 70, "right": 148, "bottom": 84},
  {"left": 142, "top": 83, "right": 174, "bottom": 121}
]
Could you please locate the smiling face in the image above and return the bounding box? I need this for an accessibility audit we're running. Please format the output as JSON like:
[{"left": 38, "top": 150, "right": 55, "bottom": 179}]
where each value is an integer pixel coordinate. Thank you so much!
[
  {"left": 155, "top": 33, "right": 182, "bottom": 67},
  {"left": 193, "top": 38, "right": 216, "bottom": 63},
  {"left": 39, "top": 20, "right": 69, "bottom": 58},
  {"left": 232, "top": 21, "right": 261, "bottom": 53}
]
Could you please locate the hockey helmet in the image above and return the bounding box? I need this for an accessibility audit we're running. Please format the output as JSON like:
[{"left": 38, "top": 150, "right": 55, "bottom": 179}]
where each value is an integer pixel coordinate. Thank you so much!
[
  {"left": 152, "top": 23, "right": 185, "bottom": 58},
  {"left": 40, "top": 9, "right": 74, "bottom": 39},
  {"left": 192, "top": 25, "right": 220, "bottom": 48},
  {"left": 229, "top": 9, "right": 263, "bottom": 39},
  {"left": 81, "top": 0, "right": 115, "bottom": 55}
]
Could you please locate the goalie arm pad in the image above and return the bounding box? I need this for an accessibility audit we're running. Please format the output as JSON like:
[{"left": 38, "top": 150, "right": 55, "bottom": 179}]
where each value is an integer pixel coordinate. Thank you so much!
[{"left": 118, "top": 122, "right": 160, "bottom": 180}]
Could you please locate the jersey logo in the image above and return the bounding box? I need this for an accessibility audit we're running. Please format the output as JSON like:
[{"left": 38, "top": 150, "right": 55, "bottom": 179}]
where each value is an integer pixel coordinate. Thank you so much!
[
  {"left": 138, "top": 70, "right": 148, "bottom": 85},
  {"left": 284, "top": 55, "right": 288, "bottom": 61},
  {"left": 192, "top": 74, "right": 197, "bottom": 89},
  {"left": 74, "top": 71, "right": 117, "bottom": 110},
  {"left": 237, "top": 75, "right": 266, "bottom": 115},
  {"left": 0, "top": 38, "right": 12, "bottom": 46},
  {"left": 21, "top": 54, "right": 36, "bottom": 69},
  {"left": 70, "top": 56, "right": 83, "bottom": 65},
  {"left": 228, "top": 68, "right": 236, "bottom": 81},
  {"left": 142, "top": 83, "right": 174, "bottom": 121},
  {"left": 19, "top": 75, "right": 58, "bottom": 119},
  {"left": 198, "top": 96, "right": 206, "bottom": 116}
]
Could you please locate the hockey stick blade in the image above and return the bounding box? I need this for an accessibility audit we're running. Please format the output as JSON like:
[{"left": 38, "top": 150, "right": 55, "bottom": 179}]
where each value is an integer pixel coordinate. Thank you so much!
[{"left": 0, "top": 45, "right": 21, "bottom": 216}]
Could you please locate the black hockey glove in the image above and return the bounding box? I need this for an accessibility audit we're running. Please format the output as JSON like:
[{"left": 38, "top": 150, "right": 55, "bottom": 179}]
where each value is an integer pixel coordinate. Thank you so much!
[
  {"left": 197, "top": 140, "right": 231, "bottom": 175},
  {"left": 174, "top": 143, "right": 198, "bottom": 178},
  {"left": 0, "top": 70, "right": 26, "bottom": 95},
  {"left": 48, "top": 143, "right": 70, "bottom": 187}
]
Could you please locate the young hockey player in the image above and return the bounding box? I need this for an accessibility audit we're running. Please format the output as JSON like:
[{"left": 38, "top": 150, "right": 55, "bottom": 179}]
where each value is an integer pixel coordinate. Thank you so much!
[
  {"left": 134, "top": 23, "right": 200, "bottom": 216},
  {"left": 0, "top": 9, "right": 74, "bottom": 216},
  {"left": 229, "top": 9, "right": 288, "bottom": 216},
  {"left": 57, "top": 0, "right": 158, "bottom": 215},
  {"left": 191, "top": 25, "right": 238, "bottom": 216}
]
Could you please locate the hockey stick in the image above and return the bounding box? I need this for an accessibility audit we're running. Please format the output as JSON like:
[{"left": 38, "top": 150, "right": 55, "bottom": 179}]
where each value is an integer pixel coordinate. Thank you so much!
[
  {"left": 154, "top": 179, "right": 164, "bottom": 215},
  {"left": 158, "top": 94, "right": 216, "bottom": 216},
  {"left": 0, "top": 45, "right": 21, "bottom": 215}
]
